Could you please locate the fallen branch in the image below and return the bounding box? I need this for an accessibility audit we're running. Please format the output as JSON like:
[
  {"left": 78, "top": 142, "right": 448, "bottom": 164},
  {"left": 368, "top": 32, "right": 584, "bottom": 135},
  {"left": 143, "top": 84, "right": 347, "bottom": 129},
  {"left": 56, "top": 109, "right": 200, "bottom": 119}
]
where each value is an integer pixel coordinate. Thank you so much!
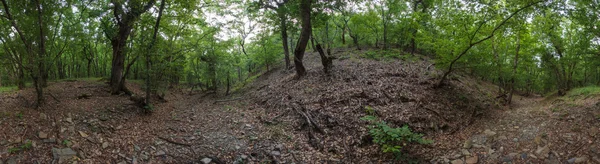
[
  {"left": 48, "top": 93, "right": 60, "bottom": 102},
  {"left": 292, "top": 102, "right": 325, "bottom": 134},
  {"left": 156, "top": 136, "right": 191, "bottom": 147}
]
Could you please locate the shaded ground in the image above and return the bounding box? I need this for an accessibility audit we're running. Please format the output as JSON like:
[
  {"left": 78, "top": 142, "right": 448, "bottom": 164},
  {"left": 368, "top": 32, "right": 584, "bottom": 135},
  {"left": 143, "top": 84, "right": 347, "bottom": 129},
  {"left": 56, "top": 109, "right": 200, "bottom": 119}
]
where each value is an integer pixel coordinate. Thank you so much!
[{"left": 0, "top": 48, "right": 598, "bottom": 163}]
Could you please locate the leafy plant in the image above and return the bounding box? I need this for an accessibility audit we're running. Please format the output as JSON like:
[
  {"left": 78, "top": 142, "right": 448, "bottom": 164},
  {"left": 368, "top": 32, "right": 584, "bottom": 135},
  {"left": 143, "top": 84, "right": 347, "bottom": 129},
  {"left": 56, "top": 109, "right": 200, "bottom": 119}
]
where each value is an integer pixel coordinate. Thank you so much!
[
  {"left": 8, "top": 140, "right": 33, "bottom": 153},
  {"left": 15, "top": 112, "right": 23, "bottom": 119},
  {"left": 361, "top": 115, "right": 432, "bottom": 160},
  {"left": 62, "top": 140, "right": 71, "bottom": 146}
]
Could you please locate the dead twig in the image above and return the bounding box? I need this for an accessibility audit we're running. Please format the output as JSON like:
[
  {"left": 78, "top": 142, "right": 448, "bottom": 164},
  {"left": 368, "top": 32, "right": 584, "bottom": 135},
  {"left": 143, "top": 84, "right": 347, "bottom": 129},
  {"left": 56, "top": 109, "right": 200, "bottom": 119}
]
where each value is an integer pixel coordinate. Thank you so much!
[{"left": 156, "top": 136, "right": 191, "bottom": 147}]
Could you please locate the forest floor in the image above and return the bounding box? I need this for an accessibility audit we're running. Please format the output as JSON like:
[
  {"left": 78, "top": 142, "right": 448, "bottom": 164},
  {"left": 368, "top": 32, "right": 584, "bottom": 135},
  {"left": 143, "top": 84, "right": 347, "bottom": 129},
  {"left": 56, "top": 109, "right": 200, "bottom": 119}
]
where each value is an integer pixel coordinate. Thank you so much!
[{"left": 0, "top": 48, "right": 599, "bottom": 164}]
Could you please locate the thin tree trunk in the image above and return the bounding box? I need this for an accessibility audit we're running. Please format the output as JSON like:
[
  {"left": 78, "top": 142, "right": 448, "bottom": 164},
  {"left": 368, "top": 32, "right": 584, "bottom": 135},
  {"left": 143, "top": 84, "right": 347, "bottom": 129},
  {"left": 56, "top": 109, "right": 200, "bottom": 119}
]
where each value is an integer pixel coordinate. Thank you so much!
[
  {"left": 293, "top": 0, "right": 312, "bottom": 77},
  {"left": 508, "top": 32, "right": 521, "bottom": 105},
  {"left": 278, "top": 10, "right": 291, "bottom": 69},
  {"left": 144, "top": 0, "right": 166, "bottom": 109}
]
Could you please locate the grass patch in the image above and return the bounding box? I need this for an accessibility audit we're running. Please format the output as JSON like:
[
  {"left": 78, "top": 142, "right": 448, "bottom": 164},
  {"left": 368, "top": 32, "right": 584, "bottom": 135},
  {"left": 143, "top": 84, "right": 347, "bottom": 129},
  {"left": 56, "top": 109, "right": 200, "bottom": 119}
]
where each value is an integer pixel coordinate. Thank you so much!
[
  {"left": 0, "top": 86, "right": 18, "bottom": 93},
  {"left": 567, "top": 86, "right": 600, "bottom": 98}
]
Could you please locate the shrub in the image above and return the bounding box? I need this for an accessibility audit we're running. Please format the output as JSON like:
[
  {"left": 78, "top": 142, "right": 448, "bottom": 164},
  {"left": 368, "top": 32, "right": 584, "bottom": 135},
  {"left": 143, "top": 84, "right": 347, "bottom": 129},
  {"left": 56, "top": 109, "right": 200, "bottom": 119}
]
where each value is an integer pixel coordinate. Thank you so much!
[{"left": 361, "top": 115, "right": 433, "bottom": 159}]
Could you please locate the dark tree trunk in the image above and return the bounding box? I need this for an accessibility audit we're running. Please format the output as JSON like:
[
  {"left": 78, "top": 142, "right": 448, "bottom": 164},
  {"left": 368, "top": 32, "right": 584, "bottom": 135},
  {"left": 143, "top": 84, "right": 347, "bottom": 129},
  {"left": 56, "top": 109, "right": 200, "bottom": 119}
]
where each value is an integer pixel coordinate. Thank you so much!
[
  {"left": 278, "top": 9, "right": 291, "bottom": 69},
  {"left": 226, "top": 71, "right": 230, "bottom": 96},
  {"left": 315, "top": 44, "right": 332, "bottom": 74},
  {"left": 108, "top": 0, "right": 156, "bottom": 94},
  {"left": 293, "top": 0, "right": 312, "bottom": 77}
]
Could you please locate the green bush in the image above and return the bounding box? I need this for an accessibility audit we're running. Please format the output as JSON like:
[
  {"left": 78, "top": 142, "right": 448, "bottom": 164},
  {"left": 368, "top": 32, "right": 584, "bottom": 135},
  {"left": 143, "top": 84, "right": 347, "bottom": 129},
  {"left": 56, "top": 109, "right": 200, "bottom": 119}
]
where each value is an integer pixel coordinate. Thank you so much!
[{"left": 361, "top": 115, "right": 432, "bottom": 159}]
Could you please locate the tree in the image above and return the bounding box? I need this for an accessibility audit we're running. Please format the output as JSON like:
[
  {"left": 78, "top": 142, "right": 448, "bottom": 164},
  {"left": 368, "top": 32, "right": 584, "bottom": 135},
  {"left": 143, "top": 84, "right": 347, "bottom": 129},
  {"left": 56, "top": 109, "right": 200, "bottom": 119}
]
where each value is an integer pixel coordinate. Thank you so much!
[
  {"left": 104, "top": 0, "right": 156, "bottom": 94},
  {"left": 293, "top": 0, "right": 312, "bottom": 77}
]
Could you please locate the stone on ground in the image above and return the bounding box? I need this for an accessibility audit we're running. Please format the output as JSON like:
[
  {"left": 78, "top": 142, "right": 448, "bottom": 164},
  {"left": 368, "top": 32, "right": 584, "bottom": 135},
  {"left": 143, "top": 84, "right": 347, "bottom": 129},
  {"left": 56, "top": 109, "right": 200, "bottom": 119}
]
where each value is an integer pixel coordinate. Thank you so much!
[
  {"left": 201, "top": 158, "right": 212, "bottom": 164},
  {"left": 52, "top": 148, "right": 77, "bottom": 163},
  {"left": 465, "top": 156, "right": 478, "bottom": 164}
]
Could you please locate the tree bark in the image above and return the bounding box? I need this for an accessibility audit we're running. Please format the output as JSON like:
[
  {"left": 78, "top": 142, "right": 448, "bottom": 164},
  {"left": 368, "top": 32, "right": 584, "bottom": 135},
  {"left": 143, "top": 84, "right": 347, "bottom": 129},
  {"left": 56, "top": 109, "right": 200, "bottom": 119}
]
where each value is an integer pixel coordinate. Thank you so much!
[
  {"left": 108, "top": 0, "right": 156, "bottom": 94},
  {"left": 293, "top": 0, "right": 312, "bottom": 77},
  {"left": 278, "top": 8, "right": 291, "bottom": 69},
  {"left": 508, "top": 32, "right": 521, "bottom": 105}
]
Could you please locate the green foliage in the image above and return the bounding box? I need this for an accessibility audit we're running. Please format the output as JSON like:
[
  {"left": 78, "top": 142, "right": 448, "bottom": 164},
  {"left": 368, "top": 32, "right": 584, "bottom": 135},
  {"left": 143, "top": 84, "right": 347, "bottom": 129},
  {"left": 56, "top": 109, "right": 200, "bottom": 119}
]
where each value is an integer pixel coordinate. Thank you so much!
[
  {"left": 567, "top": 86, "right": 600, "bottom": 97},
  {"left": 0, "top": 86, "right": 18, "bottom": 93},
  {"left": 361, "top": 115, "right": 433, "bottom": 159},
  {"left": 8, "top": 140, "right": 33, "bottom": 154},
  {"left": 15, "top": 112, "right": 23, "bottom": 119},
  {"left": 62, "top": 140, "right": 71, "bottom": 146}
]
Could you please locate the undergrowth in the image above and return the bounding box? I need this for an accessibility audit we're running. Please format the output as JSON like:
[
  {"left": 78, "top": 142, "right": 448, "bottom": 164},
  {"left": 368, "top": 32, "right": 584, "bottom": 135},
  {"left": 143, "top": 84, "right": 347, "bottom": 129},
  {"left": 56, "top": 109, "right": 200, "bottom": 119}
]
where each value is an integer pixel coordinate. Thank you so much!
[
  {"left": 361, "top": 114, "right": 433, "bottom": 160},
  {"left": 567, "top": 86, "right": 600, "bottom": 98}
]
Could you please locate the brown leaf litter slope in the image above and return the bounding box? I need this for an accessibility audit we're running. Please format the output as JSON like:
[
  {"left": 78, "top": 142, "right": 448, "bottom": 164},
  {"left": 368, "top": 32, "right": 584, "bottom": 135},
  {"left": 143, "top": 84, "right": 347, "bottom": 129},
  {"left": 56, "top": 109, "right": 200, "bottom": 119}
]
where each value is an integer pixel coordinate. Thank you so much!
[{"left": 246, "top": 49, "right": 499, "bottom": 162}]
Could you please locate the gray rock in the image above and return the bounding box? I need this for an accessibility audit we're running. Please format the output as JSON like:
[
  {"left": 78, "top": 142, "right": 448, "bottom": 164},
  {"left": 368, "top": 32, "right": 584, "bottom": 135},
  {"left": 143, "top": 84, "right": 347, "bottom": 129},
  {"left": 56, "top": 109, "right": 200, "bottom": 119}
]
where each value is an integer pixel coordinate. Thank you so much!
[
  {"left": 483, "top": 129, "right": 496, "bottom": 137},
  {"left": 102, "top": 142, "right": 109, "bottom": 149},
  {"left": 574, "top": 156, "right": 587, "bottom": 163},
  {"left": 52, "top": 148, "right": 77, "bottom": 163},
  {"left": 155, "top": 150, "right": 166, "bottom": 156},
  {"left": 66, "top": 118, "right": 73, "bottom": 123},
  {"left": 134, "top": 145, "right": 141, "bottom": 151},
  {"left": 240, "top": 155, "right": 248, "bottom": 159},
  {"left": 271, "top": 150, "right": 281, "bottom": 156},
  {"left": 513, "top": 138, "right": 519, "bottom": 142},
  {"left": 40, "top": 113, "right": 47, "bottom": 120},
  {"left": 201, "top": 158, "right": 212, "bottom": 164},
  {"left": 43, "top": 138, "right": 56, "bottom": 143},
  {"left": 535, "top": 145, "right": 550, "bottom": 159},
  {"left": 568, "top": 158, "right": 577, "bottom": 164},
  {"left": 461, "top": 149, "right": 471, "bottom": 156},
  {"left": 275, "top": 144, "right": 284, "bottom": 151},
  {"left": 6, "top": 157, "right": 16, "bottom": 164}
]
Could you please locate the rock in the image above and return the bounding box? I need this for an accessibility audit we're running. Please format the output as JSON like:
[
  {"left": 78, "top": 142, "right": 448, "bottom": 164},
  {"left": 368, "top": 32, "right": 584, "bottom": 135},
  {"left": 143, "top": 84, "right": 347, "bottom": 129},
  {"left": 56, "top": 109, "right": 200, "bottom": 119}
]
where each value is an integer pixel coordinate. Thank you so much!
[
  {"left": 461, "top": 149, "right": 471, "bottom": 156},
  {"left": 132, "top": 157, "right": 138, "bottom": 164},
  {"left": 483, "top": 129, "right": 496, "bottom": 137},
  {"left": 508, "top": 153, "right": 519, "bottom": 158},
  {"left": 78, "top": 131, "right": 88, "bottom": 138},
  {"left": 514, "top": 126, "right": 519, "bottom": 129},
  {"left": 102, "top": 142, "right": 109, "bottom": 149},
  {"left": 43, "top": 138, "right": 56, "bottom": 144},
  {"left": 463, "top": 140, "right": 473, "bottom": 149},
  {"left": 141, "top": 153, "right": 149, "bottom": 161},
  {"left": 574, "top": 156, "right": 587, "bottom": 163},
  {"left": 38, "top": 131, "right": 48, "bottom": 139},
  {"left": 240, "top": 155, "right": 248, "bottom": 159},
  {"left": 465, "top": 156, "right": 478, "bottom": 164},
  {"left": 275, "top": 144, "right": 284, "bottom": 151},
  {"left": 155, "top": 150, "right": 166, "bottom": 156},
  {"left": 134, "top": 145, "right": 141, "bottom": 151},
  {"left": 513, "top": 138, "right": 519, "bottom": 142},
  {"left": 6, "top": 157, "right": 16, "bottom": 164},
  {"left": 66, "top": 118, "right": 73, "bottom": 123},
  {"left": 498, "top": 135, "right": 508, "bottom": 140},
  {"left": 271, "top": 150, "right": 281, "bottom": 156},
  {"left": 201, "top": 158, "right": 212, "bottom": 164},
  {"left": 52, "top": 148, "right": 77, "bottom": 163},
  {"left": 40, "top": 113, "right": 47, "bottom": 120},
  {"left": 451, "top": 159, "right": 464, "bottom": 164},
  {"left": 535, "top": 145, "right": 550, "bottom": 159},
  {"left": 568, "top": 158, "right": 577, "bottom": 163}
]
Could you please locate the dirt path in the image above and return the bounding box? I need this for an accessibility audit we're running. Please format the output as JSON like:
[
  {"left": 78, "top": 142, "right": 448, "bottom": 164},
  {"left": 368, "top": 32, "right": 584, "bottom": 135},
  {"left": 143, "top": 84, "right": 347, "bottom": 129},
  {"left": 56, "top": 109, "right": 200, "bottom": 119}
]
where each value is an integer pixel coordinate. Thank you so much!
[{"left": 434, "top": 94, "right": 600, "bottom": 163}]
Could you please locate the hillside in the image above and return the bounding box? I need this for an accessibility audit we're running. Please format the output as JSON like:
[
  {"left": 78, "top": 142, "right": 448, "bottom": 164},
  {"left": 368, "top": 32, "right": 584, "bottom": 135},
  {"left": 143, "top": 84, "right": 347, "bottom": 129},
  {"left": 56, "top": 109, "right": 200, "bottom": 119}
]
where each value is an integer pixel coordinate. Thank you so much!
[{"left": 0, "top": 49, "right": 599, "bottom": 163}]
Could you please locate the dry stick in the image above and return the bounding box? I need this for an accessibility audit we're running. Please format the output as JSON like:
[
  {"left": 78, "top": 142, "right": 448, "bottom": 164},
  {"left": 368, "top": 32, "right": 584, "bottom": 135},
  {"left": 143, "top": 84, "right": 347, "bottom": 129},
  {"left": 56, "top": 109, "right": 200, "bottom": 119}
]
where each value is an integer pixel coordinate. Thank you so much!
[
  {"left": 48, "top": 93, "right": 60, "bottom": 102},
  {"left": 156, "top": 136, "right": 191, "bottom": 147}
]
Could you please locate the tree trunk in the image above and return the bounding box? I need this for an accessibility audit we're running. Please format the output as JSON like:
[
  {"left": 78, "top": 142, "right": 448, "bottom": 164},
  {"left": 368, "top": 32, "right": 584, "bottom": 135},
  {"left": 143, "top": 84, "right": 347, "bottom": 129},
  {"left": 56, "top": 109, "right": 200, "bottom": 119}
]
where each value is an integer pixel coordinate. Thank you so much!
[
  {"left": 315, "top": 44, "right": 332, "bottom": 74},
  {"left": 226, "top": 71, "right": 230, "bottom": 96},
  {"left": 278, "top": 10, "right": 291, "bottom": 69},
  {"left": 143, "top": 0, "right": 166, "bottom": 109},
  {"left": 293, "top": 0, "right": 312, "bottom": 77},
  {"left": 508, "top": 32, "right": 520, "bottom": 105}
]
